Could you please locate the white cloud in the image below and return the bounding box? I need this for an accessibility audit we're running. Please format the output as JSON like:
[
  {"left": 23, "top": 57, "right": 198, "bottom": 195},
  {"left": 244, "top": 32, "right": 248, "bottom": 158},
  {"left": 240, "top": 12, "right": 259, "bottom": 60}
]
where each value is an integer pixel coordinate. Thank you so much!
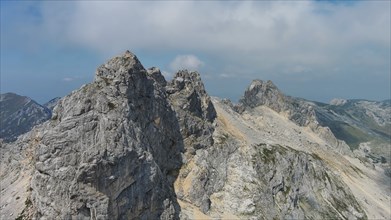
[
  {"left": 169, "top": 55, "right": 204, "bottom": 71},
  {"left": 62, "top": 76, "right": 83, "bottom": 82},
  {"left": 29, "top": 1, "right": 388, "bottom": 74},
  {"left": 3, "top": 1, "right": 390, "bottom": 101},
  {"left": 62, "top": 77, "right": 74, "bottom": 82}
]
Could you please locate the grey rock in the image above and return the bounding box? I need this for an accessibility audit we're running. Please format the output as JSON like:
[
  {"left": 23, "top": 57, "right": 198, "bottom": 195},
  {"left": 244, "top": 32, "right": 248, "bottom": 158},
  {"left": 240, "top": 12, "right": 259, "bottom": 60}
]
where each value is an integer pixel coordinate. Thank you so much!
[
  {"left": 4, "top": 51, "right": 184, "bottom": 219},
  {"left": 167, "top": 70, "right": 216, "bottom": 152}
]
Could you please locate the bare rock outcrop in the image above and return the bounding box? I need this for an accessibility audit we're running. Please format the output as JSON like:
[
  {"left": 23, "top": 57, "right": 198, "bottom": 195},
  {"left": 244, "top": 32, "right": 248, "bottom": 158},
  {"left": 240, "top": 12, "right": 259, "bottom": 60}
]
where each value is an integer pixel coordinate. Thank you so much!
[{"left": 166, "top": 70, "right": 216, "bottom": 153}]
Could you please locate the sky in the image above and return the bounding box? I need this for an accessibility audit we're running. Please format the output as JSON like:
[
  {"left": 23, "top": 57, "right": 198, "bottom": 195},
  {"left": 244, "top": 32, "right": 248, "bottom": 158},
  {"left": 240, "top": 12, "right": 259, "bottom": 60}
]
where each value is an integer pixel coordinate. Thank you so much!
[{"left": 1, "top": 1, "right": 390, "bottom": 104}]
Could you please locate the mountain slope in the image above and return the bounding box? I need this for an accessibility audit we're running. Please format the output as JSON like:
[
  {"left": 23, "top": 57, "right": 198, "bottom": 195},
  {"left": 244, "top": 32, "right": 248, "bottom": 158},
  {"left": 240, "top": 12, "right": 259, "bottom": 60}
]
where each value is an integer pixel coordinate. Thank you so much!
[
  {"left": 316, "top": 99, "right": 390, "bottom": 162},
  {"left": 236, "top": 80, "right": 391, "bottom": 164},
  {"left": 0, "top": 93, "right": 51, "bottom": 142},
  {"left": 209, "top": 98, "right": 390, "bottom": 219}
]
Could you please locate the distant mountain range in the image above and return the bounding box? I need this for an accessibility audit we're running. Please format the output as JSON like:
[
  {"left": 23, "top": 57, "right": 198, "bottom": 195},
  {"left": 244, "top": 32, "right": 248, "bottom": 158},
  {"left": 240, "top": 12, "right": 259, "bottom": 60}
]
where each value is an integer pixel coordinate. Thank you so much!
[
  {"left": 315, "top": 99, "right": 390, "bottom": 163},
  {"left": 316, "top": 99, "right": 390, "bottom": 147}
]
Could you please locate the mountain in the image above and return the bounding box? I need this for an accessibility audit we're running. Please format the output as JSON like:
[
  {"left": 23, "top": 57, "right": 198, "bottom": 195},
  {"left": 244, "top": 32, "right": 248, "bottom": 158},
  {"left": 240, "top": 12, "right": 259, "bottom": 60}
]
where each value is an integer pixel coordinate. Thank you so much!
[
  {"left": 235, "top": 80, "right": 391, "bottom": 164},
  {"left": 0, "top": 93, "right": 51, "bottom": 142},
  {"left": 316, "top": 99, "right": 390, "bottom": 164},
  {"left": 1, "top": 51, "right": 389, "bottom": 219},
  {"left": 43, "top": 97, "right": 61, "bottom": 111},
  {"left": 236, "top": 80, "right": 351, "bottom": 154}
]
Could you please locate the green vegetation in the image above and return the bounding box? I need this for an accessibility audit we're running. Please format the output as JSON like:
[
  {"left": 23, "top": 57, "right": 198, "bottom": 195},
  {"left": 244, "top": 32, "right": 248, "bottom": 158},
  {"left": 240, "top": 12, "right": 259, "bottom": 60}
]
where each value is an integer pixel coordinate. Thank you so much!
[
  {"left": 326, "top": 122, "right": 370, "bottom": 150},
  {"left": 318, "top": 100, "right": 390, "bottom": 153},
  {"left": 261, "top": 148, "right": 275, "bottom": 164}
]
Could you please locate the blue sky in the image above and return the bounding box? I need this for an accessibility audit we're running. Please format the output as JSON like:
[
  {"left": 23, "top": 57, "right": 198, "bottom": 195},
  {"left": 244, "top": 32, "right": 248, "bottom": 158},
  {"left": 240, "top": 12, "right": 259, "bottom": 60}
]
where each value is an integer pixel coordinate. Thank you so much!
[{"left": 1, "top": 1, "right": 390, "bottom": 104}]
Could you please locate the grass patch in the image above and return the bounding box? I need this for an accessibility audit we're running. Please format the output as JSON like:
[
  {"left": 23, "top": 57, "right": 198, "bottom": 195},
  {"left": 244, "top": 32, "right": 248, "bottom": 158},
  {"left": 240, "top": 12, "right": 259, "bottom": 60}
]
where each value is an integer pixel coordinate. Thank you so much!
[
  {"left": 261, "top": 148, "right": 275, "bottom": 164},
  {"left": 324, "top": 122, "right": 371, "bottom": 150}
]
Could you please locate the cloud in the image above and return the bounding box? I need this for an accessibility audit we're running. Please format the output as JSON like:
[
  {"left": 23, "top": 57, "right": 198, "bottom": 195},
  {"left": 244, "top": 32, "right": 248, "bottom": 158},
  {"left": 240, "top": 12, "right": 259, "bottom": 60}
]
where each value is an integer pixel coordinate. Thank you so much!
[
  {"left": 13, "top": 2, "right": 390, "bottom": 61},
  {"left": 169, "top": 55, "right": 204, "bottom": 71},
  {"left": 62, "top": 76, "right": 84, "bottom": 82},
  {"left": 2, "top": 1, "right": 390, "bottom": 102},
  {"left": 62, "top": 77, "right": 74, "bottom": 82},
  {"left": 26, "top": 1, "right": 388, "bottom": 76}
]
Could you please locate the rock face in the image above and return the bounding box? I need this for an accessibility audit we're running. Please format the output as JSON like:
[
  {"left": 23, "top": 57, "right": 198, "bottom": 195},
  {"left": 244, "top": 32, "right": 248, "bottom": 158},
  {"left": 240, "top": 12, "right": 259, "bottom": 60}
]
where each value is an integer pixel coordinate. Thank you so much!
[
  {"left": 211, "top": 143, "right": 365, "bottom": 219},
  {"left": 166, "top": 70, "right": 217, "bottom": 214},
  {"left": 0, "top": 93, "right": 51, "bottom": 142},
  {"left": 167, "top": 70, "right": 216, "bottom": 153},
  {"left": 2, "top": 51, "right": 390, "bottom": 220},
  {"left": 3, "top": 51, "right": 184, "bottom": 219}
]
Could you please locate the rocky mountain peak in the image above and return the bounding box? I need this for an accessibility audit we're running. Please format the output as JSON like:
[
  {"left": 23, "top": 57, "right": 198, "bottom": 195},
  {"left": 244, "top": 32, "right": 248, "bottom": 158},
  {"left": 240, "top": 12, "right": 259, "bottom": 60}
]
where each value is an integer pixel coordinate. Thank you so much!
[
  {"left": 167, "top": 70, "right": 216, "bottom": 122},
  {"left": 248, "top": 79, "right": 278, "bottom": 91},
  {"left": 239, "top": 79, "right": 287, "bottom": 112},
  {"left": 94, "top": 50, "right": 145, "bottom": 83},
  {"left": 166, "top": 70, "right": 216, "bottom": 155},
  {"left": 330, "top": 98, "right": 347, "bottom": 106},
  {"left": 236, "top": 80, "right": 350, "bottom": 152},
  {"left": 168, "top": 70, "right": 203, "bottom": 92}
]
